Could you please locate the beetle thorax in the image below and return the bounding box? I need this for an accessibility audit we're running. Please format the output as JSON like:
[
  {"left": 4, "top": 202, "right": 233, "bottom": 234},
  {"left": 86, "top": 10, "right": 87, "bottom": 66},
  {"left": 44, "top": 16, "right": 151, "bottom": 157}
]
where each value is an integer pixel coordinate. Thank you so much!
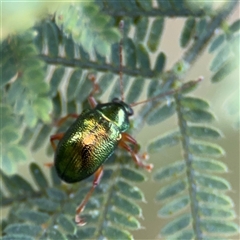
[{"left": 96, "top": 102, "right": 131, "bottom": 132}]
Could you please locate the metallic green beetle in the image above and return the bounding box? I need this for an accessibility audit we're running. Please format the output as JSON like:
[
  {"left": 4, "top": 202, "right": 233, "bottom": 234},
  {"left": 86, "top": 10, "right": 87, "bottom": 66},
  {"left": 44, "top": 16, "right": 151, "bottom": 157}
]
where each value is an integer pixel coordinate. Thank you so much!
[
  {"left": 50, "top": 95, "right": 152, "bottom": 226},
  {"left": 49, "top": 19, "right": 154, "bottom": 226},
  {"left": 54, "top": 99, "right": 133, "bottom": 183}
]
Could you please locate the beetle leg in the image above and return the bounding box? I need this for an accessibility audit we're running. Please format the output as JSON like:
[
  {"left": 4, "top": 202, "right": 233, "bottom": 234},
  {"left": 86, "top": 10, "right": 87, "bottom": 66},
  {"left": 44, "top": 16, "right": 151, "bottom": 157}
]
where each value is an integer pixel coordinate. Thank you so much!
[
  {"left": 119, "top": 136, "right": 153, "bottom": 172},
  {"left": 45, "top": 133, "right": 65, "bottom": 168},
  {"left": 121, "top": 132, "right": 149, "bottom": 159},
  {"left": 75, "top": 165, "right": 104, "bottom": 226},
  {"left": 88, "top": 74, "right": 99, "bottom": 108},
  {"left": 50, "top": 133, "right": 65, "bottom": 150},
  {"left": 44, "top": 162, "right": 54, "bottom": 168},
  {"left": 55, "top": 113, "right": 79, "bottom": 127},
  {"left": 121, "top": 132, "right": 139, "bottom": 153}
]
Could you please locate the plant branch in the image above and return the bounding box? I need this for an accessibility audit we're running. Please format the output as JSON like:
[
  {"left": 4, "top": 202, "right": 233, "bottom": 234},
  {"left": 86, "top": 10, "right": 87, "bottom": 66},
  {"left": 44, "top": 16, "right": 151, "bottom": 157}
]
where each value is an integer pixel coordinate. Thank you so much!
[
  {"left": 102, "top": 7, "right": 208, "bottom": 18},
  {"left": 137, "top": 0, "right": 238, "bottom": 126},
  {"left": 175, "top": 93, "right": 202, "bottom": 239},
  {"left": 39, "top": 55, "right": 154, "bottom": 78},
  {"left": 183, "top": 0, "right": 238, "bottom": 65}
]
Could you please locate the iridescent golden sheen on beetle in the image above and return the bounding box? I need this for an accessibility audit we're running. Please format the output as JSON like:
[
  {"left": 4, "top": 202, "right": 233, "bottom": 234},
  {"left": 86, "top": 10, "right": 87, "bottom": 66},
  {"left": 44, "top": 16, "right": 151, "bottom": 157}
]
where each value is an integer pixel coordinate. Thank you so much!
[{"left": 54, "top": 99, "right": 133, "bottom": 183}]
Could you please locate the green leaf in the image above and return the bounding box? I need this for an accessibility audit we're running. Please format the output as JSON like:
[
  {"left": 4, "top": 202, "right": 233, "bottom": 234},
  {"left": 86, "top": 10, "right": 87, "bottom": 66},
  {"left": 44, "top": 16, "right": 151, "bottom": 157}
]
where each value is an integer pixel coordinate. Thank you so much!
[
  {"left": 161, "top": 214, "right": 191, "bottom": 236},
  {"left": 181, "top": 97, "right": 209, "bottom": 110},
  {"left": 31, "top": 125, "right": 52, "bottom": 151},
  {"left": 46, "top": 187, "right": 67, "bottom": 202},
  {"left": 16, "top": 210, "right": 49, "bottom": 225},
  {"left": 33, "top": 98, "right": 52, "bottom": 123},
  {"left": 148, "top": 131, "right": 180, "bottom": 153},
  {"left": 64, "top": 37, "right": 75, "bottom": 59},
  {"left": 7, "top": 80, "right": 24, "bottom": 104},
  {"left": 1, "top": 60, "right": 17, "bottom": 87},
  {"left": 4, "top": 223, "right": 42, "bottom": 237},
  {"left": 120, "top": 167, "right": 146, "bottom": 182},
  {"left": 75, "top": 227, "right": 95, "bottom": 239},
  {"left": 153, "top": 161, "right": 185, "bottom": 182},
  {"left": 136, "top": 43, "right": 151, "bottom": 73},
  {"left": 211, "top": 56, "right": 239, "bottom": 82},
  {"left": 197, "top": 191, "right": 234, "bottom": 206},
  {"left": 196, "top": 18, "right": 208, "bottom": 39},
  {"left": 195, "top": 174, "right": 231, "bottom": 190},
  {"left": 154, "top": 52, "right": 166, "bottom": 75},
  {"left": 56, "top": 3, "right": 120, "bottom": 56},
  {"left": 210, "top": 45, "right": 231, "bottom": 72},
  {"left": 111, "top": 42, "right": 120, "bottom": 68},
  {"left": 126, "top": 77, "right": 145, "bottom": 104},
  {"left": 2, "top": 155, "right": 16, "bottom": 174},
  {"left": 147, "top": 102, "right": 176, "bottom": 125},
  {"left": 67, "top": 69, "right": 83, "bottom": 102},
  {"left": 189, "top": 142, "right": 225, "bottom": 157},
  {"left": 97, "top": 73, "right": 114, "bottom": 97},
  {"left": 134, "top": 17, "right": 148, "bottom": 42},
  {"left": 2, "top": 235, "right": 34, "bottom": 240},
  {"left": 199, "top": 205, "right": 235, "bottom": 219},
  {"left": 112, "top": 194, "right": 142, "bottom": 216},
  {"left": 109, "top": 75, "right": 130, "bottom": 101},
  {"left": 193, "top": 158, "right": 228, "bottom": 173},
  {"left": 47, "top": 228, "right": 66, "bottom": 240},
  {"left": 180, "top": 17, "right": 196, "bottom": 48},
  {"left": 229, "top": 19, "right": 240, "bottom": 33},
  {"left": 124, "top": 38, "right": 137, "bottom": 70},
  {"left": 188, "top": 126, "right": 222, "bottom": 139},
  {"left": 95, "top": 46, "right": 106, "bottom": 64},
  {"left": 1, "top": 170, "right": 19, "bottom": 195},
  {"left": 157, "top": 0, "right": 171, "bottom": 10},
  {"left": 136, "top": 0, "right": 152, "bottom": 10},
  {"left": 24, "top": 106, "right": 37, "bottom": 128},
  {"left": 180, "top": 79, "right": 202, "bottom": 94},
  {"left": 50, "top": 167, "right": 61, "bottom": 186},
  {"left": 171, "top": 229, "right": 194, "bottom": 240},
  {"left": 10, "top": 174, "right": 34, "bottom": 194},
  {"left": 57, "top": 214, "right": 76, "bottom": 234},
  {"left": 107, "top": 210, "right": 141, "bottom": 230},
  {"left": 79, "top": 44, "right": 90, "bottom": 61},
  {"left": 32, "top": 197, "right": 59, "bottom": 212},
  {"left": 50, "top": 67, "right": 65, "bottom": 97},
  {"left": 201, "top": 220, "right": 239, "bottom": 235},
  {"left": 158, "top": 196, "right": 189, "bottom": 217},
  {"left": 2, "top": 127, "right": 19, "bottom": 143},
  {"left": 45, "top": 21, "right": 59, "bottom": 57},
  {"left": 147, "top": 17, "right": 164, "bottom": 52},
  {"left": 95, "top": 37, "right": 109, "bottom": 56},
  {"left": 209, "top": 34, "right": 225, "bottom": 53},
  {"left": 156, "top": 179, "right": 187, "bottom": 201},
  {"left": 103, "top": 226, "right": 133, "bottom": 240},
  {"left": 116, "top": 180, "right": 145, "bottom": 201},
  {"left": 30, "top": 163, "right": 49, "bottom": 189},
  {"left": 75, "top": 74, "right": 93, "bottom": 103},
  {"left": 102, "top": 28, "right": 121, "bottom": 44},
  {"left": 183, "top": 109, "right": 215, "bottom": 123}
]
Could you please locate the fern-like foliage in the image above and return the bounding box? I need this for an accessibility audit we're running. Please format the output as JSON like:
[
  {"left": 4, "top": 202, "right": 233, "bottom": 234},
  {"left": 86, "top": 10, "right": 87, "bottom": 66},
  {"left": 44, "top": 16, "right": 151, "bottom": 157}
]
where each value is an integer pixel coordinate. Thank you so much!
[
  {"left": 1, "top": 1, "right": 239, "bottom": 239},
  {"left": 1, "top": 154, "right": 146, "bottom": 239},
  {"left": 149, "top": 93, "right": 238, "bottom": 239}
]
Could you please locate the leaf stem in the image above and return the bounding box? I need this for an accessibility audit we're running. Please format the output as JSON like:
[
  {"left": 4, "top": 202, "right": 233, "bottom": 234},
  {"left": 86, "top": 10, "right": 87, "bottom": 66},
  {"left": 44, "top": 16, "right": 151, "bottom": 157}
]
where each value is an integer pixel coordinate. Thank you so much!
[
  {"left": 103, "top": 8, "right": 208, "bottom": 18},
  {"left": 183, "top": 0, "right": 238, "bottom": 65},
  {"left": 175, "top": 93, "right": 202, "bottom": 239},
  {"left": 39, "top": 55, "right": 154, "bottom": 78}
]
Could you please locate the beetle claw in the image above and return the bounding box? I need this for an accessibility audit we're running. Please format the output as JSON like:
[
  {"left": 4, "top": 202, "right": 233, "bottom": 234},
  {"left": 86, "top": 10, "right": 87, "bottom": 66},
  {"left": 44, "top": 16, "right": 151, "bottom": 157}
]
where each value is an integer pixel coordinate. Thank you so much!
[
  {"left": 75, "top": 215, "right": 86, "bottom": 226},
  {"left": 141, "top": 152, "right": 149, "bottom": 161},
  {"left": 145, "top": 163, "right": 154, "bottom": 172}
]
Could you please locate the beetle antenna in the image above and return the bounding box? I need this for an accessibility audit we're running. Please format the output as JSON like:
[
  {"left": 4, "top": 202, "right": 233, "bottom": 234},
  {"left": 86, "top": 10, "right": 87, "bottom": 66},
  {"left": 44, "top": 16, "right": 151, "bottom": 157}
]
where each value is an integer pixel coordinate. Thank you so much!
[
  {"left": 130, "top": 77, "right": 203, "bottom": 107},
  {"left": 119, "top": 20, "right": 124, "bottom": 102}
]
